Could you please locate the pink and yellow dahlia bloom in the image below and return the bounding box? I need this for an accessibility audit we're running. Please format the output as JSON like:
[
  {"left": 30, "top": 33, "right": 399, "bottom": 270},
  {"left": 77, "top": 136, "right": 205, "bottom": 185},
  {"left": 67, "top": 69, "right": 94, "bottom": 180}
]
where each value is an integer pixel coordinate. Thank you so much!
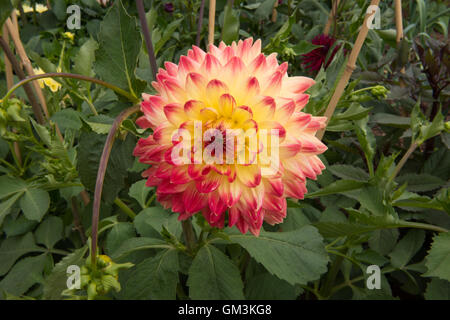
[{"left": 134, "top": 38, "right": 327, "bottom": 236}]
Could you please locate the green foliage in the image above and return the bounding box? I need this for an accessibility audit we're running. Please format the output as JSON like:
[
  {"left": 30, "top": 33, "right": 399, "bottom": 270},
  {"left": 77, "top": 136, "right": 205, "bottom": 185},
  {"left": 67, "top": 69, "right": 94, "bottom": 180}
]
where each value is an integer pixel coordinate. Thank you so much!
[
  {"left": 188, "top": 244, "right": 244, "bottom": 299},
  {"left": 0, "top": 0, "right": 448, "bottom": 301},
  {"left": 94, "top": 0, "right": 146, "bottom": 97}
]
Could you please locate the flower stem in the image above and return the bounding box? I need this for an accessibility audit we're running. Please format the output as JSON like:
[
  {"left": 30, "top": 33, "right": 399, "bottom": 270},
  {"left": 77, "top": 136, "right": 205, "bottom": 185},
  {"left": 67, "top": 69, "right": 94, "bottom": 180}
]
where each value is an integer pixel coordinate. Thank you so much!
[
  {"left": 196, "top": 0, "right": 206, "bottom": 47},
  {"left": 181, "top": 219, "right": 196, "bottom": 253},
  {"left": 2, "top": 73, "right": 140, "bottom": 104},
  {"left": 320, "top": 249, "right": 346, "bottom": 298},
  {"left": 390, "top": 142, "right": 418, "bottom": 182},
  {"left": 114, "top": 197, "right": 136, "bottom": 220},
  {"left": 136, "top": 0, "right": 157, "bottom": 81},
  {"left": 91, "top": 105, "right": 140, "bottom": 265}
]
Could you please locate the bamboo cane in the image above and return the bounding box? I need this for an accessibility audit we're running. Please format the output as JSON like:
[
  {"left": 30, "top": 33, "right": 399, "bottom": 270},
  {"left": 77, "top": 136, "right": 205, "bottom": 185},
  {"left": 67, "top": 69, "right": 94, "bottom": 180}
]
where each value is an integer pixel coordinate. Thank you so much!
[
  {"left": 272, "top": 0, "right": 279, "bottom": 23},
  {"left": 395, "top": 0, "right": 404, "bottom": 43},
  {"left": 7, "top": 14, "right": 90, "bottom": 204},
  {"left": 0, "top": 36, "right": 45, "bottom": 124},
  {"left": 323, "top": 0, "right": 340, "bottom": 36},
  {"left": 208, "top": 0, "right": 216, "bottom": 45},
  {"left": 6, "top": 18, "right": 50, "bottom": 119},
  {"left": 316, "top": 0, "right": 380, "bottom": 140},
  {"left": 2, "top": 25, "right": 22, "bottom": 167},
  {"left": 395, "top": 0, "right": 406, "bottom": 79},
  {"left": 3, "top": 26, "right": 14, "bottom": 91}
]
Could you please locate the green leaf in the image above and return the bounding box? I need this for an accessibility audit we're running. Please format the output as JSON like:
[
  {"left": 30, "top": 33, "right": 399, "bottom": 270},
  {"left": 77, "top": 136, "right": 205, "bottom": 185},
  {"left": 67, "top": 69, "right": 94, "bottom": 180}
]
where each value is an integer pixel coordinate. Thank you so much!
[
  {"left": 94, "top": 0, "right": 145, "bottom": 96},
  {"left": 35, "top": 216, "right": 63, "bottom": 249},
  {"left": 355, "top": 250, "right": 389, "bottom": 267},
  {"left": 0, "top": 254, "right": 49, "bottom": 298},
  {"left": 43, "top": 246, "right": 88, "bottom": 299},
  {"left": 128, "top": 180, "right": 150, "bottom": 208},
  {"left": 2, "top": 214, "right": 37, "bottom": 237},
  {"left": 50, "top": 109, "right": 82, "bottom": 133},
  {"left": 221, "top": 5, "right": 239, "bottom": 44},
  {"left": 396, "top": 173, "right": 445, "bottom": 192},
  {"left": 255, "top": 0, "right": 276, "bottom": 20},
  {"left": 74, "top": 38, "right": 98, "bottom": 79},
  {"left": 0, "top": 192, "right": 24, "bottom": 227},
  {"left": 154, "top": 19, "right": 183, "bottom": 55},
  {"left": 77, "top": 132, "right": 135, "bottom": 203},
  {"left": 105, "top": 222, "right": 136, "bottom": 256},
  {"left": 327, "top": 165, "right": 369, "bottom": 182},
  {"left": 374, "top": 29, "right": 397, "bottom": 47},
  {"left": 389, "top": 230, "right": 425, "bottom": 268},
  {"left": 306, "top": 180, "right": 366, "bottom": 198},
  {"left": 424, "top": 232, "right": 450, "bottom": 282},
  {"left": 0, "top": 0, "right": 13, "bottom": 29},
  {"left": 423, "top": 149, "right": 450, "bottom": 181},
  {"left": 85, "top": 121, "right": 112, "bottom": 134},
  {"left": 369, "top": 228, "right": 399, "bottom": 256},
  {"left": 372, "top": 113, "right": 410, "bottom": 128},
  {"left": 416, "top": 0, "right": 426, "bottom": 33},
  {"left": 425, "top": 278, "right": 450, "bottom": 300},
  {"left": 0, "top": 233, "right": 41, "bottom": 276},
  {"left": 314, "top": 221, "right": 375, "bottom": 238},
  {"left": 19, "top": 188, "right": 50, "bottom": 222},
  {"left": 111, "top": 237, "right": 169, "bottom": 260},
  {"left": 290, "top": 40, "right": 321, "bottom": 55},
  {"left": 393, "top": 191, "right": 445, "bottom": 211},
  {"left": 188, "top": 244, "right": 245, "bottom": 299},
  {"left": 245, "top": 272, "right": 301, "bottom": 300},
  {"left": 0, "top": 176, "right": 27, "bottom": 200},
  {"left": 354, "top": 117, "right": 376, "bottom": 164},
  {"left": 137, "top": 207, "right": 182, "bottom": 239},
  {"left": 358, "top": 186, "right": 386, "bottom": 215},
  {"left": 334, "top": 103, "right": 370, "bottom": 121},
  {"left": 419, "top": 110, "right": 445, "bottom": 144},
  {"left": 30, "top": 119, "right": 51, "bottom": 146},
  {"left": 227, "top": 226, "right": 329, "bottom": 285},
  {"left": 119, "top": 249, "right": 179, "bottom": 299}
]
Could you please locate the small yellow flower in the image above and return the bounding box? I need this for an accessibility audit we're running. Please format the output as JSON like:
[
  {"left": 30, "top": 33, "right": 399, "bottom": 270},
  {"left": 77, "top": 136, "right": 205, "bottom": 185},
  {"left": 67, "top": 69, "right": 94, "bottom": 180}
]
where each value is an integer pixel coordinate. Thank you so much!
[
  {"left": 16, "top": 3, "right": 48, "bottom": 15},
  {"left": 33, "top": 67, "right": 61, "bottom": 93},
  {"left": 63, "top": 32, "right": 75, "bottom": 41}
]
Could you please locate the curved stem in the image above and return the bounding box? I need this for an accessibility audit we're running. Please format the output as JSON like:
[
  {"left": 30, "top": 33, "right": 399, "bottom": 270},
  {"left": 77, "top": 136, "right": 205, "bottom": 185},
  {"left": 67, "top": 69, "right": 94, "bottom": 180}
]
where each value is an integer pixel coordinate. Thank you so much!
[
  {"left": 91, "top": 105, "right": 140, "bottom": 265},
  {"left": 136, "top": 0, "right": 157, "bottom": 81},
  {"left": 2, "top": 73, "right": 140, "bottom": 104},
  {"left": 399, "top": 220, "right": 448, "bottom": 233}
]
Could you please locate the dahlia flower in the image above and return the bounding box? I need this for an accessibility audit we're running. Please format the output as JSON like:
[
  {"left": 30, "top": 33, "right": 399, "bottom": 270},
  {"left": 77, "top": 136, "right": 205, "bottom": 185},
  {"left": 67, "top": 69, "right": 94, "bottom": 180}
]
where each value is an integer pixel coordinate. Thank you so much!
[
  {"left": 134, "top": 38, "right": 327, "bottom": 235},
  {"left": 302, "top": 34, "right": 340, "bottom": 73}
]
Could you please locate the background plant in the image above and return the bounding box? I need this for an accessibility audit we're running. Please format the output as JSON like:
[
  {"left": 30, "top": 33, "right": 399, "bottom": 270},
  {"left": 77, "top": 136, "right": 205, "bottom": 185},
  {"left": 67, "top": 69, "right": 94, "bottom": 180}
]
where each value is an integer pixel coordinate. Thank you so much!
[{"left": 0, "top": 0, "right": 448, "bottom": 300}]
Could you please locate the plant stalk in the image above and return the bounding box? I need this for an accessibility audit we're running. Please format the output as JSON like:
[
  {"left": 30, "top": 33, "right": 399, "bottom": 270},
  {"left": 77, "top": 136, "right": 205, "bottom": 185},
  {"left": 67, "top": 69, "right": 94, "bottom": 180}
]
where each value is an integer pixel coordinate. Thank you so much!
[
  {"left": 196, "top": 0, "right": 206, "bottom": 47},
  {"left": 316, "top": 0, "right": 380, "bottom": 140},
  {"left": 136, "top": 0, "right": 157, "bottom": 81},
  {"left": 323, "top": 0, "right": 340, "bottom": 36},
  {"left": 182, "top": 219, "right": 196, "bottom": 253},
  {"left": 90, "top": 105, "right": 140, "bottom": 265},
  {"left": 2, "top": 72, "right": 139, "bottom": 103}
]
